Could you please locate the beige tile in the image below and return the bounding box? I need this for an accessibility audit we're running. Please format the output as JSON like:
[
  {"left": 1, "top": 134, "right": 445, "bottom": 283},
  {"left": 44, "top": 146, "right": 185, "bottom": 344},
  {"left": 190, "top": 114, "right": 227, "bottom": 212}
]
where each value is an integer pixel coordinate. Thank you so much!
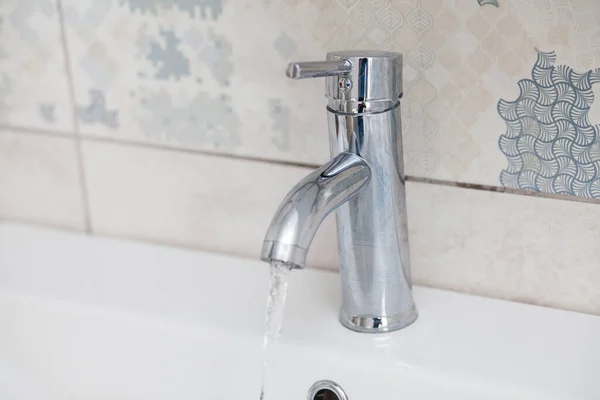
[
  {"left": 407, "top": 181, "right": 600, "bottom": 315},
  {"left": 511, "top": 0, "right": 600, "bottom": 71},
  {"left": 496, "top": 12, "right": 525, "bottom": 41},
  {"left": 497, "top": 51, "right": 524, "bottom": 76},
  {"left": 0, "top": 130, "right": 85, "bottom": 230},
  {"left": 481, "top": 30, "right": 509, "bottom": 60},
  {"left": 81, "top": 140, "right": 338, "bottom": 269},
  {"left": 466, "top": 49, "right": 493, "bottom": 75},
  {"left": 435, "top": 10, "right": 461, "bottom": 36},
  {"left": 437, "top": 46, "right": 462, "bottom": 71},
  {"left": 466, "top": 11, "right": 492, "bottom": 38},
  {"left": 421, "top": 27, "right": 447, "bottom": 52}
]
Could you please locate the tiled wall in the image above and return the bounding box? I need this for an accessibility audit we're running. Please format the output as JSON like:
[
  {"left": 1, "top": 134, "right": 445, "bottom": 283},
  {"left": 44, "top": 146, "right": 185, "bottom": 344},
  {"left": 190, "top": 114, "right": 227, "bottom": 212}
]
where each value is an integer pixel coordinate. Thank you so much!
[{"left": 1, "top": 0, "right": 599, "bottom": 315}]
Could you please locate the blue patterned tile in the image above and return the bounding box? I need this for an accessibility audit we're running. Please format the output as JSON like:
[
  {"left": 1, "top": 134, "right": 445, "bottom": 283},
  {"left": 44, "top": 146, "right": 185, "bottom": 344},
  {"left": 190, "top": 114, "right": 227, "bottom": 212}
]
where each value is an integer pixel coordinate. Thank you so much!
[
  {"left": 198, "top": 30, "right": 233, "bottom": 87},
  {"left": 64, "top": 0, "right": 243, "bottom": 150},
  {"left": 147, "top": 30, "right": 190, "bottom": 80},
  {"left": 478, "top": 0, "right": 499, "bottom": 8},
  {"left": 78, "top": 90, "right": 119, "bottom": 129},
  {"left": 119, "top": 0, "right": 223, "bottom": 20},
  {"left": 273, "top": 33, "right": 297, "bottom": 59},
  {"left": 138, "top": 90, "right": 240, "bottom": 150},
  {"left": 39, "top": 103, "right": 56, "bottom": 123},
  {"left": 499, "top": 51, "right": 600, "bottom": 198}
]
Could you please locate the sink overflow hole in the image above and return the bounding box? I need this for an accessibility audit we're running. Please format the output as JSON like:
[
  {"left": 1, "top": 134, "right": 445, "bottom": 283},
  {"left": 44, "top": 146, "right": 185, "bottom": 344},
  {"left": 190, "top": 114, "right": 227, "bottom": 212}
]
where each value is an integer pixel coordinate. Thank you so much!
[
  {"left": 308, "top": 380, "right": 348, "bottom": 400},
  {"left": 314, "top": 388, "right": 340, "bottom": 400}
]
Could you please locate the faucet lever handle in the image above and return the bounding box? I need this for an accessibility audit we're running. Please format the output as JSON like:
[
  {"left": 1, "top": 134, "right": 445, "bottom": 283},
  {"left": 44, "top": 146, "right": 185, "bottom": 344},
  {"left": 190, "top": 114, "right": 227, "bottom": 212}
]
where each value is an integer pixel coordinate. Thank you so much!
[{"left": 286, "top": 60, "right": 351, "bottom": 79}]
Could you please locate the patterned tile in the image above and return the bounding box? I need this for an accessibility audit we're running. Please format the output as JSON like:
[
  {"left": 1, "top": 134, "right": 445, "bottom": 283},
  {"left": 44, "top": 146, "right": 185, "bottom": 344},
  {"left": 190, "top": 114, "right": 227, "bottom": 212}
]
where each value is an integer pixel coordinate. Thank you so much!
[
  {"left": 1, "top": 0, "right": 599, "bottom": 317},
  {"left": 78, "top": 90, "right": 119, "bottom": 128},
  {"left": 63, "top": 0, "right": 330, "bottom": 164},
  {"left": 59, "top": 0, "right": 600, "bottom": 190},
  {"left": 273, "top": 33, "right": 297, "bottom": 59},
  {"left": 478, "top": 0, "right": 499, "bottom": 7},
  {"left": 120, "top": 0, "right": 224, "bottom": 19},
  {"left": 510, "top": 0, "right": 600, "bottom": 71},
  {"left": 304, "top": 0, "right": 598, "bottom": 188},
  {"left": 0, "top": 0, "right": 73, "bottom": 131},
  {"left": 499, "top": 51, "right": 600, "bottom": 198}
]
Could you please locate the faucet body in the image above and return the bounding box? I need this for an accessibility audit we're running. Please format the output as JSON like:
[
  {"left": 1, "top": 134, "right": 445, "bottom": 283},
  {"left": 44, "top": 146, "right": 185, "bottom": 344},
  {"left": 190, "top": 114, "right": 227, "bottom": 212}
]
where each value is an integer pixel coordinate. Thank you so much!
[{"left": 262, "top": 51, "right": 417, "bottom": 333}]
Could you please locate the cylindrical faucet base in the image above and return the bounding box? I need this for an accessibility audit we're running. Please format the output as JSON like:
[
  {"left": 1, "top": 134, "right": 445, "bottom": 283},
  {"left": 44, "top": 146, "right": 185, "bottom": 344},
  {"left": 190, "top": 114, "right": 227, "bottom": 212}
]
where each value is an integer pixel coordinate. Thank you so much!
[{"left": 329, "top": 103, "right": 417, "bottom": 333}]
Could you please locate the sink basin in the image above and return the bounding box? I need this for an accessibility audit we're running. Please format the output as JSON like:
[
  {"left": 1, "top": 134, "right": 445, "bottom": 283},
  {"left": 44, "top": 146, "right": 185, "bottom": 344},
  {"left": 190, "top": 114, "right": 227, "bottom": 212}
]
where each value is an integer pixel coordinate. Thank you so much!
[{"left": 0, "top": 222, "right": 598, "bottom": 399}]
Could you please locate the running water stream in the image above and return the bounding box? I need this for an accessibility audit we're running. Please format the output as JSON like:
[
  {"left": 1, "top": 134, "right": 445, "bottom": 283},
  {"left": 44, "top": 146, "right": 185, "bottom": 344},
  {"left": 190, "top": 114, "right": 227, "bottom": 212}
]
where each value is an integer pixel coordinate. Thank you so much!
[{"left": 259, "top": 261, "right": 293, "bottom": 400}]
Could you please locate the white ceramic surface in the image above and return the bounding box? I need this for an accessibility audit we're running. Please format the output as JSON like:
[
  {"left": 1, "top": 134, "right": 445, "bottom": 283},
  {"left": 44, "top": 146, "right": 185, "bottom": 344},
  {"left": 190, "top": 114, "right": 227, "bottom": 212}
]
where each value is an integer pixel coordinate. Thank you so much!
[{"left": 0, "top": 222, "right": 598, "bottom": 399}]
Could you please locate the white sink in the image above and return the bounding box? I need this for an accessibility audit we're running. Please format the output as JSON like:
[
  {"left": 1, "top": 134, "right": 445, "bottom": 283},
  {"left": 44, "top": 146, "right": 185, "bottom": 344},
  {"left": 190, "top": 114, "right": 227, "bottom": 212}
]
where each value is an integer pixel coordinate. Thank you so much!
[{"left": 0, "top": 223, "right": 597, "bottom": 399}]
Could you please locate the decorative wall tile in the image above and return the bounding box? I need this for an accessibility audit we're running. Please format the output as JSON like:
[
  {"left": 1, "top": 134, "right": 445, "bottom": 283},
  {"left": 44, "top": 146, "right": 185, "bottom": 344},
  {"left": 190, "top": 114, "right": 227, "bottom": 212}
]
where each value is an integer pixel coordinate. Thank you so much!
[
  {"left": 0, "top": 0, "right": 73, "bottom": 131},
  {"left": 120, "top": 0, "right": 224, "bottom": 19},
  {"left": 61, "top": 0, "right": 600, "bottom": 196},
  {"left": 63, "top": 0, "right": 330, "bottom": 164},
  {"left": 510, "top": 0, "right": 600, "bottom": 72},
  {"left": 0, "top": 0, "right": 597, "bottom": 323},
  {"left": 0, "top": 130, "right": 85, "bottom": 230},
  {"left": 81, "top": 140, "right": 338, "bottom": 269},
  {"left": 499, "top": 51, "right": 600, "bottom": 198},
  {"left": 78, "top": 90, "right": 119, "bottom": 128},
  {"left": 478, "top": 0, "right": 499, "bottom": 8}
]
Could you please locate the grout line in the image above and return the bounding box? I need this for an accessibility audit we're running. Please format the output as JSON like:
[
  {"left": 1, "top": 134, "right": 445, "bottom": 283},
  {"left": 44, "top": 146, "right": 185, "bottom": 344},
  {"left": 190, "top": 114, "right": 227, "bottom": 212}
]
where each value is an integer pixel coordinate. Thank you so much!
[
  {"left": 0, "top": 124, "right": 75, "bottom": 138},
  {"left": 0, "top": 122, "right": 322, "bottom": 169},
  {"left": 79, "top": 135, "right": 600, "bottom": 205},
  {"left": 407, "top": 176, "right": 600, "bottom": 205},
  {"left": 3, "top": 126, "right": 600, "bottom": 206},
  {"left": 56, "top": 0, "right": 93, "bottom": 234},
  {"left": 81, "top": 133, "right": 323, "bottom": 170},
  {"left": 0, "top": 216, "right": 85, "bottom": 235}
]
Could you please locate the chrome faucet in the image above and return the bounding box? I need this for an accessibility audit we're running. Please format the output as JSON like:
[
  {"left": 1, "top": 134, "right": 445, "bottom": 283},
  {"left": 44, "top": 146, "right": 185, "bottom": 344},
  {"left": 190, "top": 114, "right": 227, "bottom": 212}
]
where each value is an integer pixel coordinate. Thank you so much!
[{"left": 261, "top": 51, "right": 417, "bottom": 333}]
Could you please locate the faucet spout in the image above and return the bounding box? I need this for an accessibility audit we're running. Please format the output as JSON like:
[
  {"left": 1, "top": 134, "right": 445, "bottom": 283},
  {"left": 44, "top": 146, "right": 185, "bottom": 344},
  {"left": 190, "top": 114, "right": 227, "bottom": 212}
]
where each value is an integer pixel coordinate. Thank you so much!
[{"left": 261, "top": 152, "right": 370, "bottom": 269}]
